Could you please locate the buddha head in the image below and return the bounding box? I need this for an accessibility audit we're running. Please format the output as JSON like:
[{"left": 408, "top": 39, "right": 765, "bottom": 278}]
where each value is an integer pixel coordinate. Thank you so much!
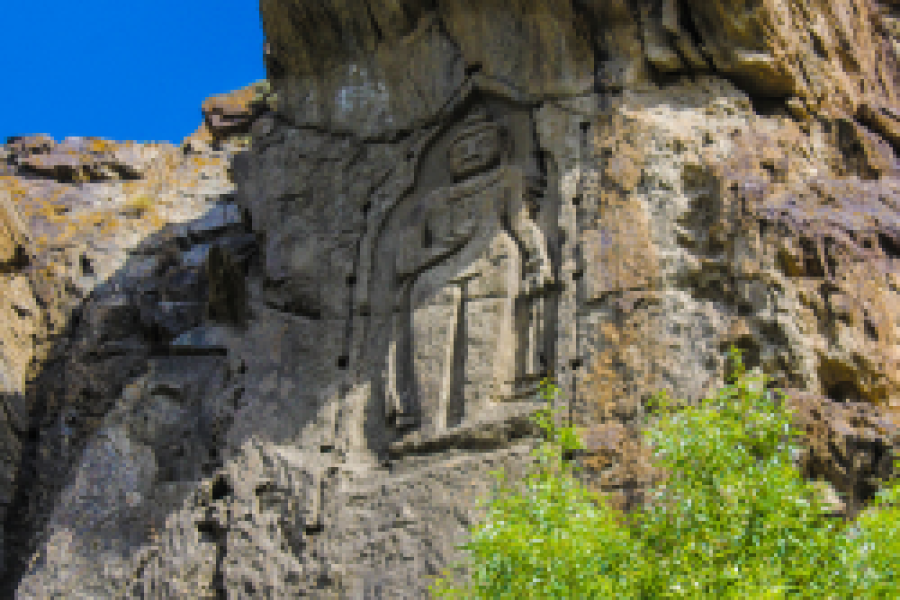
[{"left": 447, "top": 108, "right": 504, "bottom": 180}]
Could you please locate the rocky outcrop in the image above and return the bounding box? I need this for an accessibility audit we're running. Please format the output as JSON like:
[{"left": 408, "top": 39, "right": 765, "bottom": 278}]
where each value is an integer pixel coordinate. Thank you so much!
[
  {"left": 258, "top": 0, "right": 900, "bottom": 138},
  {"left": 0, "top": 131, "right": 255, "bottom": 594},
  {"left": 182, "top": 80, "right": 277, "bottom": 154},
  {"left": 6, "top": 135, "right": 165, "bottom": 183},
  {"left": 1, "top": 1, "right": 900, "bottom": 598}
]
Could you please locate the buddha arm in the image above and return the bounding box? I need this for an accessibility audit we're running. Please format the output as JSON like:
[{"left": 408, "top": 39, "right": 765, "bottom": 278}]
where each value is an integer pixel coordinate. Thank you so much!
[{"left": 504, "top": 168, "right": 553, "bottom": 293}]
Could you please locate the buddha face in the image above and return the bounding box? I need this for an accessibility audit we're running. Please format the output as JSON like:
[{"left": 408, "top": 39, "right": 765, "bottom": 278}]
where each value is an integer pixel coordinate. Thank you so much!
[{"left": 448, "top": 123, "right": 502, "bottom": 180}]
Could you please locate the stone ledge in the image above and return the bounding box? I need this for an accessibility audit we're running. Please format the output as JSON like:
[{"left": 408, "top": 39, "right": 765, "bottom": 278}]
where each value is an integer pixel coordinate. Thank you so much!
[{"left": 387, "top": 402, "right": 546, "bottom": 459}]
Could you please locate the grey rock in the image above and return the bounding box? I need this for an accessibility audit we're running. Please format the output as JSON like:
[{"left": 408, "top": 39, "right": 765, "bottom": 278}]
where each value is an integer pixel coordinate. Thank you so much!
[
  {"left": 180, "top": 242, "right": 213, "bottom": 269},
  {"left": 169, "top": 325, "right": 232, "bottom": 355},
  {"left": 144, "top": 301, "right": 205, "bottom": 339},
  {"left": 205, "top": 245, "right": 248, "bottom": 326},
  {"left": 160, "top": 266, "right": 207, "bottom": 302},
  {"left": 187, "top": 202, "right": 245, "bottom": 244}
]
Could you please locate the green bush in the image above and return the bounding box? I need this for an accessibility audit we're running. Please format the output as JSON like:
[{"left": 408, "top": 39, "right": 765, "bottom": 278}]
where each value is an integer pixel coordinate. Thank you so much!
[
  {"left": 428, "top": 348, "right": 900, "bottom": 599},
  {"left": 841, "top": 464, "right": 900, "bottom": 596}
]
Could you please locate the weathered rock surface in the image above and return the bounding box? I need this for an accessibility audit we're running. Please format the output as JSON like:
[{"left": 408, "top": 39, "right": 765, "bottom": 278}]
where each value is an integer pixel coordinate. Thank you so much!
[
  {"left": 6, "top": 135, "right": 166, "bottom": 183},
  {"left": 1, "top": 1, "right": 900, "bottom": 598},
  {"left": 0, "top": 129, "right": 255, "bottom": 595},
  {"left": 183, "top": 80, "right": 277, "bottom": 155},
  {"left": 787, "top": 390, "right": 900, "bottom": 518}
]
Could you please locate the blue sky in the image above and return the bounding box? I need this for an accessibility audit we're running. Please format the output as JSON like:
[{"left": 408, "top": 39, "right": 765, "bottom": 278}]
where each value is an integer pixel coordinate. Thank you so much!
[{"left": 3, "top": 1, "right": 266, "bottom": 145}]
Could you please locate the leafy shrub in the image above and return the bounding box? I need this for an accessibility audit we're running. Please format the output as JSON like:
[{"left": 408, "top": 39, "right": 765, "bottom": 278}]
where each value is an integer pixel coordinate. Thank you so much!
[
  {"left": 428, "top": 348, "right": 900, "bottom": 599},
  {"left": 839, "top": 464, "right": 900, "bottom": 596}
]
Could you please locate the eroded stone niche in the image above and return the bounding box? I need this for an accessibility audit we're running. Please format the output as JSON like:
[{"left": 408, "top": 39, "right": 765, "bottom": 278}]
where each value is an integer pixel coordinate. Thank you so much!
[{"left": 354, "top": 94, "right": 561, "bottom": 453}]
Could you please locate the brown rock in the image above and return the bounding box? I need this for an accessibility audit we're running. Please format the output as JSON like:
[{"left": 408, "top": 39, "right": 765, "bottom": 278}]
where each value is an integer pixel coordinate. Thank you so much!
[
  {"left": 786, "top": 390, "right": 900, "bottom": 519},
  {"left": 0, "top": 188, "right": 31, "bottom": 271}
]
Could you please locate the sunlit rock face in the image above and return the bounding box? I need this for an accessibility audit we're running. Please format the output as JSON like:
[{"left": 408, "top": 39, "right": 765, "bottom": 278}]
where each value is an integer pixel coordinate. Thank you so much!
[{"left": 3, "top": 1, "right": 900, "bottom": 598}]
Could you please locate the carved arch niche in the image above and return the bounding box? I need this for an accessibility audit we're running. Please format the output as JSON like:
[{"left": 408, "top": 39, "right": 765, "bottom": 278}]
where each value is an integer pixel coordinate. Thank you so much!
[{"left": 366, "top": 95, "right": 560, "bottom": 442}]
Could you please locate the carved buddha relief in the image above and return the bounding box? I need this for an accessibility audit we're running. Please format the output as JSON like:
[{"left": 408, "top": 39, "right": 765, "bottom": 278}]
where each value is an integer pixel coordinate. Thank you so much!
[{"left": 382, "top": 106, "right": 555, "bottom": 439}]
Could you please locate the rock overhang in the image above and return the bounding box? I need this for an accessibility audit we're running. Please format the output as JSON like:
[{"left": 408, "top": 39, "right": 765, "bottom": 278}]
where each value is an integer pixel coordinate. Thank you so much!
[{"left": 259, "top": 0, "right": 900, "bottom": 140}]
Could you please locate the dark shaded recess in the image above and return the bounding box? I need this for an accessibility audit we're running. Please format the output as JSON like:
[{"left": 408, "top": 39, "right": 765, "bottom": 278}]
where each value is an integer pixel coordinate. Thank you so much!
[
  {"left": 79, "top": 254, "right": 94, "bottom": 277},
  {"left": 775, "top": 246, "right": 798, "bottom": 277},
  {"left": 448, "top": 291, "right": 467, "bottom": 429},
  {"left": 822, "top": 236, "right": 839, "bottom": 277},
  {"left": 758, "top": 319, "right": 790, "bottom": 351},
  {"left": 206, "top": 246, "right": 248, "bottom": 326},
  {"left": 263, "top": 39, "right": 286, "bottom": 80},
  {"left": 748, "top": 95, "right": 792, "bottom": 117},
  {"left": 800, "top": 236, "right": 826, "bottom": 277},
  {"left": 0, "top": 245, "right": 30, "bottom": 273},
  {"left": 196, "top": 517, "right": 226, "bottom": 540},
  {"left": 863, "top": 318, "right": 879, "bottom": 342},
  {"left": 205, "top": 446, "right": 222, "bottom": 475},
  {"left": 818, "top": 354, "right": 866, "bottom": 404},
  {"left": 677, "top": 262, "right": 731, "bottom": 306},
  {"left": 306, "top": 521, "right": 324, "bottom": 535},
  {"left": 760, "top": 161, "right": 779, "bottom": 181},
  {"left": 878, "top": 232, "right": 900, "bottom": 259},
  {"left": 195, "top": 517, "right": 228, "bottom": 600},
  {"left": 811, "top": 32, "right": 828, "bottom": 59},
  {"left": 145, "top": 322, "right": 170, "bottom": 350},
  {"left": 721, "top": 334, "right": 762, "bottom": 380},
  {"left": 646, "top": 66, "right": 690, "bottom": 89},
  {"left": 363, "top": 1, "right": 385, "bottom": 44},
  {"left": 211, "top": 475, "right": 232, "bottom": 501},
  {"left": 800, "top": 437, "right": 887, "bottom": 517},
  {"left": 262, "top": 279, "right": 323, "bottom": 320},
  {"left": 834, "top": 119, "right": 872, "bottom": 178},
  {"left": 109, "top": 164, "right": 143, "bottom": 182},
  {"left": 679, "top": 191, "right": 727, "bottom": 255},
  {"left": 825, "top": 380, "right": 862, "bottom": 404},
  {"left": 677, "top": 0, "right": 706, "bottom": 52}
]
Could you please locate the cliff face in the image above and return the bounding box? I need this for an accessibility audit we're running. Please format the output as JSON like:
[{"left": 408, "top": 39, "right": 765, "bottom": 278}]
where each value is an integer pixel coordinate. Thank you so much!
[
  {"left": 258, "top": 0, "right": 900, "bottom": 136},
  {"left": 1, "top": 1, "right": 900, "bottom": 598}
]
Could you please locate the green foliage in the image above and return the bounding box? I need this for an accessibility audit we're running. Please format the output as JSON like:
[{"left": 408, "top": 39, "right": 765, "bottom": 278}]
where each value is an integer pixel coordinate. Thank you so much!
[
  {"left": 428, "top": 347, "right": 900, "bottom": 599},
  {"left": 429, "top": 375, "right": 646, "bottom": 598},
  {"left": 840, "top": 458, "right": 900, "bottom": 596}
]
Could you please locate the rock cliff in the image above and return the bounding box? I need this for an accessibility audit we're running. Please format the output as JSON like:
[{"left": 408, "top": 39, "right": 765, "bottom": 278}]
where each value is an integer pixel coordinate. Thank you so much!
[{"left": 2, "top": 1, "right": 900, "bottom": 597}]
